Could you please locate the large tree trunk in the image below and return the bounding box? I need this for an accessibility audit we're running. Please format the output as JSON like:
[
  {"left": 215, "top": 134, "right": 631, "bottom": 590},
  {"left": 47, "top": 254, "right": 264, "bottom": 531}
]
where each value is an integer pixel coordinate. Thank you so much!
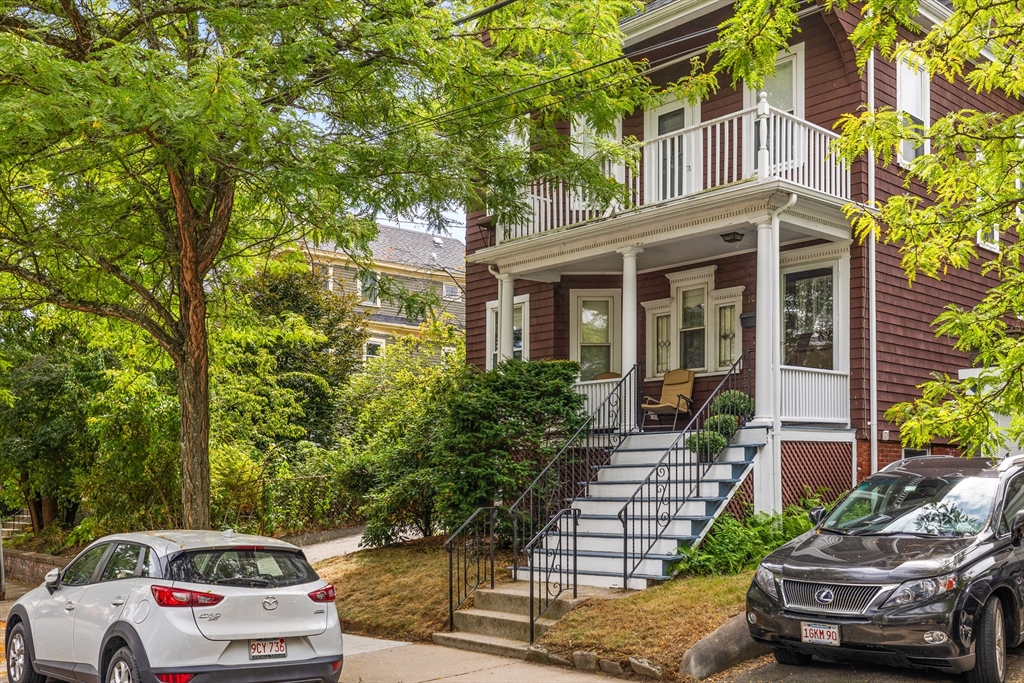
[{"left": 176, "top": 262, "right": 212, "bottom": 530}]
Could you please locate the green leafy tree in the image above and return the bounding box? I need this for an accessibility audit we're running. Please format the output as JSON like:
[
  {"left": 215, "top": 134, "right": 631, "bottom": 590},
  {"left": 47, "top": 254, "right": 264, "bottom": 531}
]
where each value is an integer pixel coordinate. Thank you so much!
[{"left": 0, "top": 0, "right": 648, "bottom": 528}]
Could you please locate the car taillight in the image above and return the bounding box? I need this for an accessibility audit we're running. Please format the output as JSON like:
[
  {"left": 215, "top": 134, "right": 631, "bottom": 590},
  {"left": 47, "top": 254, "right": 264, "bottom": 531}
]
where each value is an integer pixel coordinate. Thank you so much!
[
  {"left": 151, "top": 585, "right": 224, "bottom": 608},
  {"left": 156, "top": 675, "right": 195, "bottom": 683},
  {"left": 308, "top": 584, "right": 337, "bottom": 603}
]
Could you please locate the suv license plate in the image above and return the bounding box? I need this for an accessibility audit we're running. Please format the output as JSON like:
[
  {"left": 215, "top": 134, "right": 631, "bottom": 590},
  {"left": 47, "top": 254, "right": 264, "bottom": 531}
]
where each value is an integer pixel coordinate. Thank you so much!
[
  {"left": 249, "top": 637, "right": 287, "bottom": 660},
  {"left": 801, "top": 622, "right": 839, "bottom": 647}
]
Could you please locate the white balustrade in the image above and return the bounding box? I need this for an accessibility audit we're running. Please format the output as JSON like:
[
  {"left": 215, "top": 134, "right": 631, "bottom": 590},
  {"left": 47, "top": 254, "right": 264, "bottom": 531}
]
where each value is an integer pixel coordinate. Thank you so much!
[
  {"left": 574, "top": 377, "right": 628, "bottom": 430},
  {"left": 498, "top": 105, "right": 851, "bottom": 243},
  {"left": 780, "top": 366, "right": 850, "bottom": 424}
]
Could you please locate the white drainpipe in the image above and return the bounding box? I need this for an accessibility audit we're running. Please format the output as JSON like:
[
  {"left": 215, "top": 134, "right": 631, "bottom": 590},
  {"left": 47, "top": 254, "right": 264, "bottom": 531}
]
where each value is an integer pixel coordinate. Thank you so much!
[
  {"left": 867, "top": 48, "right": 878, "bottom": 475},
  {"left": 770, "top": 193, "right": 798, "bottom": 513}
]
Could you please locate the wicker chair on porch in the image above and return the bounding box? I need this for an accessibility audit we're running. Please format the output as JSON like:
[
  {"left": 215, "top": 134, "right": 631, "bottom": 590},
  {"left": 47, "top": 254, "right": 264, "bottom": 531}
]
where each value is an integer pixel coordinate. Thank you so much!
[{"left": 642, "top": 369, "right": 695, "bottom": 430}]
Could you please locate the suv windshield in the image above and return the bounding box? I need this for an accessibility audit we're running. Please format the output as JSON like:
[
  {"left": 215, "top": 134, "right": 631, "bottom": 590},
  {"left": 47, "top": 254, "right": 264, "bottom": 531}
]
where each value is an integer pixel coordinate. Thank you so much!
[
  {"left": 822, "top": 472, "right": 999, "bottom": 537},
  {"left": 167, "top": 548, "right": 318, "bottom": 588}
]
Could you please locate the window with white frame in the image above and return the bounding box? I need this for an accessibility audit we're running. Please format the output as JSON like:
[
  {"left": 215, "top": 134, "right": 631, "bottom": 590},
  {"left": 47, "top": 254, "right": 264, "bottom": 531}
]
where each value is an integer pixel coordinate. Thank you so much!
[
  {"left": 312, "top": 263, "right": 332, "bottom": 291},
  {"left": 485, "top": 295, "right": 529, "bottom": 370},
  {"left": 782, "top": 266, "right": 835, "bottom": 370},
  {"left": 897, "top": 58, "right": 929, "bottom": 165},
  {"left": 647, "top": 268, "right": 743, "bottom": 379},
  {"left": 745, "top": 44, "right": 805, "bottom": 172},
  {"left": 359, "top": 271, "right": 380, "bottom": 306},
  {"left": 644, "top": 96, "right": 701, "bottom": 202},
  {"left": 443, "top": 283, "right": 462, "bottom": 301},
  {"left": 570, "top": 290, "right": 621, "bottom": 381},
  {"left": 570, "top": 116, "right": 624, "bottom": 210},
  {"left": 364, "top": 338, "right": 386, "bottom": 360}
]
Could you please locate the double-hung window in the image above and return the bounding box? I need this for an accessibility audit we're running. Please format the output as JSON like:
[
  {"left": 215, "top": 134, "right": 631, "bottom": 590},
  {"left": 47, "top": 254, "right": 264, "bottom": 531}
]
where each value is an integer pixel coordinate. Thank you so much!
[
  {"left": 443, "top": 283, "right": 462, "bottom": 301},
  {"left": 570, "top": 290, "right": 620, "bottom": 381},
  {"left": 897, "top": 58, "right": 929, "bottom": 165},
  {"left": 359, "top": 271, "right": 380, "bottom": 306},
  {"left": 570, "top": 116, "right": 625, "bottom": 211},
  {"left": 364, "top": 338, "right": 386, "bottom": 360},
  {"left": 678, "top": 287, "right": 707, "bottom": 372},
  {"left": 745, "top": 44, "right": 805, "bottom": 172}
]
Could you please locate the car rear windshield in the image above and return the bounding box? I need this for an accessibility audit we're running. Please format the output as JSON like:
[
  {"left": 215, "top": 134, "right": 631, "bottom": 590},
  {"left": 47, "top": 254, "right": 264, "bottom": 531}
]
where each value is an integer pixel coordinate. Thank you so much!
[
  {"left": 167, "top": 548, "right": 319, "bottom": 588},
  {"left": 822, "top": 472, "right": 999, "bottom": 537}
]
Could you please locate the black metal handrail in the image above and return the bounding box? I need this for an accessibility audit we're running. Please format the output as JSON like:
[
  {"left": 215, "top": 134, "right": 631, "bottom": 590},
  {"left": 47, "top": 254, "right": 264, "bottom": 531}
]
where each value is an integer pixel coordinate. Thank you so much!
[
  {"left": 445, "top": 506, "right": 498, "bottom": 631},
  {"left": 617, "top": 350, "right": 752, "bottom": 588},
  {"left": 509, "top": 364, "right": 642, "bottom": 578},
  {"left": 526, "top": 507, "right": 580, "bottom": 643}
]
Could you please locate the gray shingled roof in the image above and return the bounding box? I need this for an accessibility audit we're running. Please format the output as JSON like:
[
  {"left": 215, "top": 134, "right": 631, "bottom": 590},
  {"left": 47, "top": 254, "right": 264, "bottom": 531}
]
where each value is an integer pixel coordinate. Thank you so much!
[{"left": 369, "top": 224, "right": 465, "bottom": 274}]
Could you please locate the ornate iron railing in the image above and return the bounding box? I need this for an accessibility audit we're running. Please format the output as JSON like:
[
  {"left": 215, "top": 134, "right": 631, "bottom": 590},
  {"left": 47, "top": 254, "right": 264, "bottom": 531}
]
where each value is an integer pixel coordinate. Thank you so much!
[
  {"left": 510, "top": 364, "right": 642, "bottom": 577},
  {"left": 445, "top": 506, "right": 498, "bottom": 631},
  {"left": 617, "top": 350, "right": 752, "bottom": 588},
  {"left": 527, "top": 507, "right": 580, "bottom": 642}
]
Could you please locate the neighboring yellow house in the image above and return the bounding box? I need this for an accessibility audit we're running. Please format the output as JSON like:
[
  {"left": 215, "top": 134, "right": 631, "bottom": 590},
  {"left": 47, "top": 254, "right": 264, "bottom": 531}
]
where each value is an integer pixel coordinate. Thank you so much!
[{"left": 306, "top": 223, "right": 466, "bottom": 358}]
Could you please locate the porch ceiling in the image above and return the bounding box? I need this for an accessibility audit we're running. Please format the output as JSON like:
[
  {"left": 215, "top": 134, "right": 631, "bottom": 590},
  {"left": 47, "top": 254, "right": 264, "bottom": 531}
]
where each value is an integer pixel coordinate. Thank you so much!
[{"left": 470, "top": 181, "right": 853, "bottom": 280}]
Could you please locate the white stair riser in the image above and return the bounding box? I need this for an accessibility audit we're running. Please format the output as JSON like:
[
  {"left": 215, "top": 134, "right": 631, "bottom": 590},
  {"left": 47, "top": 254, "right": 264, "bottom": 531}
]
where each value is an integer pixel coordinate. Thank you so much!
[
  {"left": 573, "top": 535, "right": 679, "bottom": 555},
  {"left": 586, "top": 479, "right": 729, "bottom": 498},
  {"left": 575, "top": 498, "right": 713, "bottom": 516},
  {"left": 576, "top": 573, "right": 649, "bottom": 590},
  {"left": 575, "top": 517, "right": 696, "bottom": 536},
  {"left": 593, "top": 461, "right": 739, "bottom": 484},
  {"left": 609, "top": 448, "right": 749, "bottom": 467},
  {"left": 529, "top": 553, "right": 667, "bottom": 578}
]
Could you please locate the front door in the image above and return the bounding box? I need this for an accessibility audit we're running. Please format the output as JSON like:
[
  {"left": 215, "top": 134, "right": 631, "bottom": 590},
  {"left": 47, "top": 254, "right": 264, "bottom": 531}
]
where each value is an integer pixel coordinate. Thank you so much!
[
  {"left": 74, "top": 543, "right": 144, "bottom": 675},
  {"left": 30, "top": 543, "right": 109, "bottom": 669}
]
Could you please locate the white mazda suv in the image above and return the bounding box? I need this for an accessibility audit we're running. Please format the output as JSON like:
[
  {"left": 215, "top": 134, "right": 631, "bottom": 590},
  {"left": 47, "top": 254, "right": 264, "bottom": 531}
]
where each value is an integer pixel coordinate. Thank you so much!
[{"left": 4, "top": 530, "right": 343, "bottom": 683}]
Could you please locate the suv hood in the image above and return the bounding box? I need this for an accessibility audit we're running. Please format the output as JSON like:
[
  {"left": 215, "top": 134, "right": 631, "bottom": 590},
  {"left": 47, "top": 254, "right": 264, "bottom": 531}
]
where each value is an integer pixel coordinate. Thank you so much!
[{"left": 766, "top": 530, "right": 980, "bottom": 583}]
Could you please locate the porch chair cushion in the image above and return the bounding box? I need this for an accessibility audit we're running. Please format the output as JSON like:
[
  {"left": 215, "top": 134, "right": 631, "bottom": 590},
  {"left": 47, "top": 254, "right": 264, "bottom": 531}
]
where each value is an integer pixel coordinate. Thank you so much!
[
  {"left": 642, "top": 369, "right": 695, "bottom": 415},
  {"left": 593, "top": 372, "right": 622, "bottom": 380}
]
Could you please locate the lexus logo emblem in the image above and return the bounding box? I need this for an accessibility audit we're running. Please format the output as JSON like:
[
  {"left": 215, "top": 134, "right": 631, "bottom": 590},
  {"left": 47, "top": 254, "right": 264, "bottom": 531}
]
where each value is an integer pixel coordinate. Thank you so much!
[
  {"left": 815, "top": 589, "right": 835, "bottom": 605},
  {"left": 263, "top": 597, "right": 278, "bottom": 611}
]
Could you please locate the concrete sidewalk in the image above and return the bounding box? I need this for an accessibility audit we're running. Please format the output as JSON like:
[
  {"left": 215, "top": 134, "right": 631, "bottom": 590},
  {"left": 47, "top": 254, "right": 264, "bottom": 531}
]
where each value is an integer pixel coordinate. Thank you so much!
[{"left": 341, "top": 634, "right": 609, "bottom": 683}]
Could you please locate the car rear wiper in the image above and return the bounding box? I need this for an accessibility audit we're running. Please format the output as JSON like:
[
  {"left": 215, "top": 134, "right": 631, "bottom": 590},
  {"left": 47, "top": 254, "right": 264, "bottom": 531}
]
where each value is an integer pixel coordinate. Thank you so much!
[{"left": 211, "top": 577, "right": 275, "bottom": 588}]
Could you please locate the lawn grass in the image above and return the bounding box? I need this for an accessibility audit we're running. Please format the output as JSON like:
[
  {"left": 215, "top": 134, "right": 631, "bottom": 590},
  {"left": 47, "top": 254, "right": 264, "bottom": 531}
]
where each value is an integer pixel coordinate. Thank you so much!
[
  {"left": 540, "top": 571, "right": 754, "bottom": 682},
  {"left": 316, "top": 536, "right": 513, "bottom": 642}
]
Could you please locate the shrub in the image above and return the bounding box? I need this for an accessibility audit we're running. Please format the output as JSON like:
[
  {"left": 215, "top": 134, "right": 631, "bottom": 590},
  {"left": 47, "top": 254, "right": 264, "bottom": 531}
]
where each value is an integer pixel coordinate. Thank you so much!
[
  {"left": 704, "top": 414, "right": 739, "bottom": 440},
  {"left": 686, "top": 431, "right": 728, "bottom": 462},
  {"left": 710, "top": 390, "right": 755, "bottom": 418}
]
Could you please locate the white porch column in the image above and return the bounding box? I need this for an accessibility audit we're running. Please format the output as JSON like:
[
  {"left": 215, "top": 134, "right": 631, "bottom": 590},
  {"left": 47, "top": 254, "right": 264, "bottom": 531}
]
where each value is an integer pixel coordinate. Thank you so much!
[
  {"left": 751, "top": 221, "right": 773, "bottom": 425},
  {"left": 618, "top": 247, "right": 643, "bottom": 373},
  {"left": 498, "top": 273, "right": 516, "bottom": 362}
]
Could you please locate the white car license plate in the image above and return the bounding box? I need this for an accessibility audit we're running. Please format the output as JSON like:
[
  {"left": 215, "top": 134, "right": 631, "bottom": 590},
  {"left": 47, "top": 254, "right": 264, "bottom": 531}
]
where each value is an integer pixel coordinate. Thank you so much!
[
  {"left": 249, "top": 637, "right": 287, "bottom": 660},
  {"left": 800, "top": 622, "right": 840, "bottom": 647}
]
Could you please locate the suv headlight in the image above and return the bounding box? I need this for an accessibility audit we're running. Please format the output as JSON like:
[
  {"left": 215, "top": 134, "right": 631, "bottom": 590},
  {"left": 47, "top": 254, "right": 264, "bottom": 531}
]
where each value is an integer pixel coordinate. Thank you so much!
[
  {"left": 754, "top": 564, "right": 779, "bottom": 600},
  {"left": 884, "top": 573, "right": 957, "bottom": 607}
]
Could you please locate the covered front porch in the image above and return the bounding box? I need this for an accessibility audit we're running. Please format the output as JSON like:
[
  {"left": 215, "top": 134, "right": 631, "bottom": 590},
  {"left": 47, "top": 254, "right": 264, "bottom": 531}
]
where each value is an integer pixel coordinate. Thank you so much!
[{"left": 470, "top": 181, "right": 853, "bottom": 432}]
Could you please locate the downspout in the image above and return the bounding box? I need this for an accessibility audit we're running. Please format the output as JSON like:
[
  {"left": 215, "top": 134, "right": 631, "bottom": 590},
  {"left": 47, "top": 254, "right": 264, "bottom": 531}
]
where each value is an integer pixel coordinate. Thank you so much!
[
  {"left": 771, "top": 193, "right": 798, "bottom": 512},
  {"left": 867, "top": 48, "right": 879, "bottom": 475}
]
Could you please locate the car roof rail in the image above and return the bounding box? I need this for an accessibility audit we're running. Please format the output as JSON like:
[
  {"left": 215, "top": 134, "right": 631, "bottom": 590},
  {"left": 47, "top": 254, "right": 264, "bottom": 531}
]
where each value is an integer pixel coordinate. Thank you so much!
[{"left": 997, "top": 454, "right": 1024, "bottom": 471}]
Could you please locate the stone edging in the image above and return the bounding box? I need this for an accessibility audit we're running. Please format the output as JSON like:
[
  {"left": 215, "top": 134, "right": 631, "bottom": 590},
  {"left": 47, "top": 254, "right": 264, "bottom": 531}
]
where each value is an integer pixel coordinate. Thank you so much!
[
  {"left": 525, "top": 646, "right": 664, "bottom": 680},
  {"left": 3, "top": 548, "right": 71, "bottom": 585}
]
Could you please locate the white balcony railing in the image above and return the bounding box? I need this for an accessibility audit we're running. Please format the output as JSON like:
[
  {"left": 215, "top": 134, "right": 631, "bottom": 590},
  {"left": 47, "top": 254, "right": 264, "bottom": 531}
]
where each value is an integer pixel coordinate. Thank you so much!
[
  {"left": 573, "top": 377, "right": 634, "bottom": 431},
  {"left": 500, "top": 97, "right": 851, "bottom": 243},
  {"left": 780, "top": 366, "right": 850, "bottom": 424}
]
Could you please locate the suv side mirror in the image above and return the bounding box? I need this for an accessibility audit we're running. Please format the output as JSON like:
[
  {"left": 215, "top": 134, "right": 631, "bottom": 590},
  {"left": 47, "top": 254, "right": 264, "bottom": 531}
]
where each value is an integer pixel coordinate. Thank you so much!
[
  {"left": 44, "top": 568, "right": 60, "bottom": 594},
  {"left": 1012, "top": 510, "right": 1024, "bottom": 547},
  {"left": 808, "top": 507, "right": 827, "bottom": 526}
]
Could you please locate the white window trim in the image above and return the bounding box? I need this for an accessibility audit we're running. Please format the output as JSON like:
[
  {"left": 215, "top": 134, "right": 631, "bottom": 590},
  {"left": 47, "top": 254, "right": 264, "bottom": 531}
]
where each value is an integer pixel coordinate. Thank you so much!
[
  {"left": 485, "top": 294, "right": 530, "bottom": 370},
  {"left": 896, "top": 57, "right": 931, "bottom": 168},
  {"left": 442, "top": 283, "right": 463, "bottom": 301},
  {"left": 743, "top": 43, "right": 806, "bottom": 177},
  {"left": 364, "top": 337, "right": 387, "bottom": 360},
  {"left": 977, "top": 227, "right": 1001, "bottom": 253},
  {"left": 642, "top": 297, "right": 673, "bottom": 381},
  {"left": 902, "top": 445, "right": 932, "bottom": 459},
  {"left": 779, "top": 241, "right": 851, "bottom": 374},
  {"left": 742, "top": 43, "right": 806, "bottom": 117},
  {"left": 359, "top": 272, "right": 380, "bottom": 307},
  {"left": 643, "top": 94, "right": 702, "bottom": 202},
  {"left": 570, "top": 289, "right": 622, "bottom": 378},
  {"left": 570, "top": 116, "right": 625, "bottom": 210},
  {"left": 659, "top": 266, "right": 745, "bottom": 378}
]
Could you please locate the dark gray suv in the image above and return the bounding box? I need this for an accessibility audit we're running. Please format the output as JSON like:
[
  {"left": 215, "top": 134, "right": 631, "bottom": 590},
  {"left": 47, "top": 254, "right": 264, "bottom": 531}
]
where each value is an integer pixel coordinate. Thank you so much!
[{"left": 747, "top": 455, "right": 1024, "bottom": 683}]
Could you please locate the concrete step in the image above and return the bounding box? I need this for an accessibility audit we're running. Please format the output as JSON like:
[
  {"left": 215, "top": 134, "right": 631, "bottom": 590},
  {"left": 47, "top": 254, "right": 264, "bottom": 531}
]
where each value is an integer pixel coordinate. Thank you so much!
[
  {"left": 574, "top": 515, "right": 697, "bottom": 536},
  {"left": 432, "top": 631, "right": 529, "bottom": 659},
  {"left": 472, "top": 584, "right": 592, "bottom": 620},
  {"left": 586, "top": 478, "right": 739, "bottom": 498},
  {"left": 452, "top": 608, "right": 558, "bottom": 641}
]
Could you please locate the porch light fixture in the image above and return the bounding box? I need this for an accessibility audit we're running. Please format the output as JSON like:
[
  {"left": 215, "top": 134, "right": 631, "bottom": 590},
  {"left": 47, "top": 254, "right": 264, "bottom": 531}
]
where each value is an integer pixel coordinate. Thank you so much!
[{"left": 721, "top": 231, "right": 744, "bottom": 244}]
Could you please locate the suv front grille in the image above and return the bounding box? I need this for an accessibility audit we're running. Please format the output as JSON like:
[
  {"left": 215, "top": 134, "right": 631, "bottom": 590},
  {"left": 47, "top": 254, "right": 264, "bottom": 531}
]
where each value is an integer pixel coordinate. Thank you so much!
[{"left": 782, "top": 580, "right": 882, "bottom": 615}]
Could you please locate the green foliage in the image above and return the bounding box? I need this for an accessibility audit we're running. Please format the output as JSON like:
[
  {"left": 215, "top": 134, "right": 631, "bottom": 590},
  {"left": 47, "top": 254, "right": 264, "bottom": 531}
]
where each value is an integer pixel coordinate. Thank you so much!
[
  {"left": 686, "top": 432, "right": 729, "bottom": 462},
  {"left": 65, "top": 518, "right": 101, "bottom": 548},
  {"left": 710, "top": 390, "right": 755, "bottom": 419},
  {"left": 704, "top": 414, "right": 739, "bottom": 440}
]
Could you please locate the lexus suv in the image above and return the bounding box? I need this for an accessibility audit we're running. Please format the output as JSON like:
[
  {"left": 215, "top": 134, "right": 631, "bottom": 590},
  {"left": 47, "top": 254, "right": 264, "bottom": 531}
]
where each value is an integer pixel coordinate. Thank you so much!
[
  {"left": 5, "top": 530, "right": 343, "bottom": 683},
  {"left": 747, "top": 455, "right": 1024, "bottom": 683}
]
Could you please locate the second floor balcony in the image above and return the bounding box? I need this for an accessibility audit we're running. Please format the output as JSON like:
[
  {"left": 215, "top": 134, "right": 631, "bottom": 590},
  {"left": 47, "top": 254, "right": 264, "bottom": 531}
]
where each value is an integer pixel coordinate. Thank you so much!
[{"left": 500, "top": 96, "right": 852, "bottom": 244}]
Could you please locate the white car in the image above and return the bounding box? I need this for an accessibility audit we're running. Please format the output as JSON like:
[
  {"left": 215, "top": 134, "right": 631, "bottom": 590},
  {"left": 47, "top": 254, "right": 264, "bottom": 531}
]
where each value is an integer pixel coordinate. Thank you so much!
[{"left": 4, "top": 530, "right": 343, "bottom": 683}]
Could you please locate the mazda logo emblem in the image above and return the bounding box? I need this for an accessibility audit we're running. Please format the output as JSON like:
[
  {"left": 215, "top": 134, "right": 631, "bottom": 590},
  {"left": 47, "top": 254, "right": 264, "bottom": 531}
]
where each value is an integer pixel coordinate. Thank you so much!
[
  {"left": 815, "top": 589, "right": 835, "bottom": 605},
  {"left": 263, "top": 597, "right": 278, "bottom": 611}
]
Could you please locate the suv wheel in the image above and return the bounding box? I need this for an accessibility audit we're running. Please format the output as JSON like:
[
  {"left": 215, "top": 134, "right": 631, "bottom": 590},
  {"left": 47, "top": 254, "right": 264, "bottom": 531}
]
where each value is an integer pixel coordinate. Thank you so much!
[
  {"left": 6, "top": 623, "right": 45, "bottom": 683},
  {"left": 967, "top": 597, "right": 1007, "bottom": 683},
  {"left": 107, "top": 646, "right": 142, "bottom": 683},
  {"left": 773, "top": 647, "right": 813, "bottom": 666}
]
